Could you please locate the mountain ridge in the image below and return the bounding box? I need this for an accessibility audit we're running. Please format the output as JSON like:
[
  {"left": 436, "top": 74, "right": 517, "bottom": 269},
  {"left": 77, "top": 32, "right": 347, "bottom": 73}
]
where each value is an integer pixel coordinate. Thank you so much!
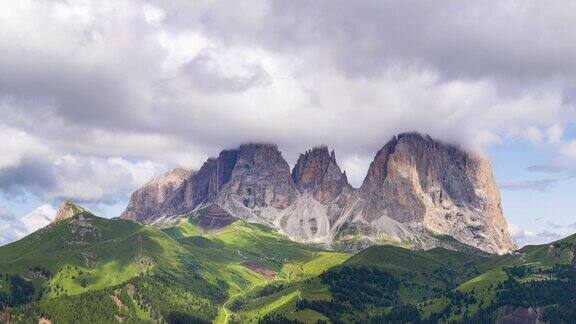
[{"left": 121, "top": 132, "right": 516, "bottom": 254}]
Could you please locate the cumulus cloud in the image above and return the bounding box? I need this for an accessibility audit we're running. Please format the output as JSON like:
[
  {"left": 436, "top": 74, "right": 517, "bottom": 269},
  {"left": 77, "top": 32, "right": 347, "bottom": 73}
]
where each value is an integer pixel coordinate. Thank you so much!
[
  {"left": 0, "top": 204, "right": 56, "bottom": 245},
  {"left": 0, "top": 206, "right": 20, "bottom": 244},
  {"left": 20, "top": 204, "right": 56, "bottom": 233},
  {"left": 0, "top": 0, "right": 576, "bottom": 198},
  {"left": 0, "top": 153, "right": 165, "bottom": 203}
]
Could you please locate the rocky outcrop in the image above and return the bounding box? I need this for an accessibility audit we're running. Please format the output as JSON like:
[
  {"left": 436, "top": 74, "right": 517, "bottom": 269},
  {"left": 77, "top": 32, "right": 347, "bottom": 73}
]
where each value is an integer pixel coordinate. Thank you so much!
[
  {"left": 292, "top": 147, "right": 352, "bottom": 203},
  {"left": 167, "top": 149, "right": 240, "bottom": 217},
  {"left": 498, "top": 307, "right": 542, "bottom": 324},
  {"left": 196, "top": 204, "right": 238, "bottom": 231},
  {"left": 217, "top": 144, "right": 298, "bottom": 210},
  {"left": 340, "top": 133, "right": 516, "bottom": 254},
  {"left": 120, "top": 133, "right": 516, "bottom": 254},
  {"left": 120, "top": 168, "right": 192, "bottom": 223},
  {"left": 54, "top": 201, "right": 87, "bottom": 222}
]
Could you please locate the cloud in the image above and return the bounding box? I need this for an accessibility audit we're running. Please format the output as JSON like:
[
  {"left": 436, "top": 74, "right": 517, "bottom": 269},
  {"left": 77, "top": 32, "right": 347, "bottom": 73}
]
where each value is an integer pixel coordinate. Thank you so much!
[
  {"left": 263, "top": 1, "right": 576, "bottom": 85},
  {"left": 49, "top": 155, "right": 164, "bottom": 203},
  {"left": 0, "top": 204, "right": 56, "bottom": 245},
  {"left": 0, "top": 157, "right": 56, "bottom": 196},
  {"left": 181, "top": 49, "right": 272, "bottom": 93},
  {"left": 20, "top": 204, "right": 56, "bottom": 234},
  {"left": 499, "top": 179, "right": 561, "bottom": 192},
  {"left": 0, "top": 152, "right": 164, "bottom": 203},
  {"left": 0, "top": 206, "right": 21, "bottom": 244},
  {"left": 499, "top": 174, "right": 575, "bottom": 192},
  {"left": 0, "top": 125, "right": 49, "bottom": 169},
  {"left": 0, "top": 0, "right": 575, "bottom": 200},
  {"left": 526, "top": 164, "right": 567, "bottom": 174},
  {"left": 508, "top": 223, "right": 565, "bottom": 247},
  {"left": 546, "top": 221, "right": 576, "bottom": 230},
  {"left": 561, "top": 140, "right": 576, "bottom": 161}
]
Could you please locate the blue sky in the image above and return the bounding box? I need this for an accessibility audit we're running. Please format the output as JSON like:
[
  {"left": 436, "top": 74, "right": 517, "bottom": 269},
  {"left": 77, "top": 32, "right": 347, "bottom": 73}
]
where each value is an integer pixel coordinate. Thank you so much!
[
  {"left": 1, "top": 0, "right": 576, "bottom": 247},
  {"left": 491, "top": 136, "right": 576, "bottom": 245}
]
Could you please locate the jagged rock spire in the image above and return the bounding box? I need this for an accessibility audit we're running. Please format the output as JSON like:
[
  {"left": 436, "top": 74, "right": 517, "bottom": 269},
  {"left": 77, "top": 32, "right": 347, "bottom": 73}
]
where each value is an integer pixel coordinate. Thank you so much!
[{"left": 291, "top": 146, "right": 351, "bottom": 203}]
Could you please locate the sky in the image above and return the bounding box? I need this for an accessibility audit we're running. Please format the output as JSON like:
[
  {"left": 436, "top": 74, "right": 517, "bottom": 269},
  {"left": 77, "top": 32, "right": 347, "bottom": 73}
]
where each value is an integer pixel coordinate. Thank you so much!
[{"left": 0, "top": 0, "right": 575, "bottom": 247}]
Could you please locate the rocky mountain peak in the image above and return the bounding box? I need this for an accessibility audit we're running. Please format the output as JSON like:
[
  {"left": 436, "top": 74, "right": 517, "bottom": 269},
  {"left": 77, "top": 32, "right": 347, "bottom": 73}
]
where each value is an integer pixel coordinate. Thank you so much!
[
  {"left": 120, "top": 168, "right": 192, "bottom": 223},
  {"left": 292, "top": 146, "right": 351, "bottom": 203},
  {"left": 179, "top": 148, "right": 239, "bottom": 210},
  {"left": 357, "top": 132, "right": 516, "bottom": 254},
  {"left": 235, "top": 143, "right": 286, "bottom": 169},
  {"left": 218, "top": 143, "right": 297, "bottom": 210},
  {"left": 54, "top": 201, "right": 87, "bottom": 222}
]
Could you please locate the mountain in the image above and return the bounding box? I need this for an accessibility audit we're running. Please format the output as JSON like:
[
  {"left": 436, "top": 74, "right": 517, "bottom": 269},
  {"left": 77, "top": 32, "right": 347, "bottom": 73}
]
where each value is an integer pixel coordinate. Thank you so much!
[
  {"left": 122, "top": 132, "right": 515, "bottom": 254},
  {"left": 291, "top": 146, "right": 352, "bottom": 203},
  {"left": 54, "top": 201, "right": 87, "bottom": 222},
  {"left": 120, "top": 167, "right": 191, "bottom": 224},
  {"left": 341, "top": 133, "right": 515, "bottom": 254}
]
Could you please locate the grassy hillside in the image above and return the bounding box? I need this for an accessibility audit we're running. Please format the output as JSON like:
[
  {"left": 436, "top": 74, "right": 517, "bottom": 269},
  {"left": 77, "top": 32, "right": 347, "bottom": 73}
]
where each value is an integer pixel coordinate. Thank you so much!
[
  {"left": 0, "top": 208, "right": 226, "bottom": 323},
  {"left": 160, "top": 212, "right": 351, "bottom": 323},
  {"left": 251, "top": 234, "right": 576, "bottom": 323},
  {"left": 0, "top": 205, "right": 352, "bottom": 323},
  {"left": 1, "top": 203, "right": 575, "bottom": 323}
]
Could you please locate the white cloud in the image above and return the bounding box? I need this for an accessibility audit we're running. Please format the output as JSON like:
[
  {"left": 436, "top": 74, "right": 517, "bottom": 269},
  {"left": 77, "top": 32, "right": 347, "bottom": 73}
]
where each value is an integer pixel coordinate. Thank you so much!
[
  {"left": 339, "top": 154, "right": 373, "bottom": 188},
  {"left": 0, "top": 204, "right": 56, "bottom": 245},
  {"left": 49, "top": 155, "right": 165, "bottom": 202},
  {"left": 20, "top": 204, "right": 56, "bottom": 233},
  {"left": 508, "top": 222, "right": 565, "bottom": 247},
  {"left": 142, "top": 4, "right": 165, "bottom": 24},
  {"left": 546, "top": 124, "right": 564, "bottom": 145},
  {"left": 561, "top": 141, "right": 576, "bottom": 161},
  {"left": 0, "top": 124, "right": 49, "bottom": 169},
  {"left": 499, "top": 179, "right": 560, "bottom": 192},
  {"left": 0, "top": 0, "right": 575, "bottom": 207}
]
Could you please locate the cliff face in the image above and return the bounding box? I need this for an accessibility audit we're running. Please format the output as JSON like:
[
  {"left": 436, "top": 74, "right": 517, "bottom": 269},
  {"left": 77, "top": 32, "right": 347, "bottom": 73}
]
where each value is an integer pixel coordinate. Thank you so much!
[
  {"left": 120, "top": 133, "right": 516, "bottom": 254},
  {"left": 177, "top": 149, "right": 239, "bottom": 214},
  {"left": 350, "top": 133, "right": 516, "bottom": 254},
  {"left": 292, "top": 147, "right": 352, "bottom": 204},
  {"left": 218, "top": 144, "right": 298, "bottom": 210},
  {"left": 119, "top": 168, "right": 191, "bottom": 223}
]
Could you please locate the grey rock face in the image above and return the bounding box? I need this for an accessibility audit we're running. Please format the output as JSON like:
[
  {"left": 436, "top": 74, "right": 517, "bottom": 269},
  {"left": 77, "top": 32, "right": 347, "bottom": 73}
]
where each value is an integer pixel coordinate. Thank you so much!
[
  {"left": 120, "top": 133, "right": 516, "bottom": 254},
  {"left": 120, "top": 168, "right": 192, "bottom": 224},
  {"left": 176, "top": 149, "right": 239, "bottom": 214},
  {"left": 218, "top": 144, "right": 298, "bottom": 210},
  {"left": 292, "top": 146, "right": 352, "bottom": 203}
]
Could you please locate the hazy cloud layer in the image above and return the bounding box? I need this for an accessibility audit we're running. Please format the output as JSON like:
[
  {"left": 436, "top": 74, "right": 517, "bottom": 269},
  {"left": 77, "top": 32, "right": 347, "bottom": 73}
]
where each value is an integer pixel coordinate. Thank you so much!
[
  {"left": 526, "top": 164, "right": 568, "bottom": 174},
  {"left": 1, "top": 1, "right": 576, "bottom": 244},
  {"left": 499, "top": 175, "right": 575, "bottom": 192},
  {"left": 508, "top": 223, "right": 568, "bottom": 247},
  {"left": 499, "top": 179, "right": 561, "bottom": 192}
]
